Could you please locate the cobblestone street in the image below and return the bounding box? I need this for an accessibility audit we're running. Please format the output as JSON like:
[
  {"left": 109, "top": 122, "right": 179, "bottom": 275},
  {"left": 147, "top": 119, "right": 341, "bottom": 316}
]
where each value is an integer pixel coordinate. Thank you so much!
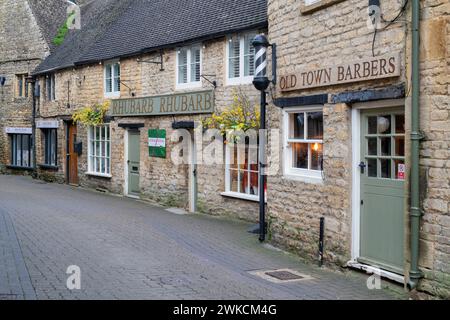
[{"left": 0, "top": 175, "right": 405, "bottom": 300}]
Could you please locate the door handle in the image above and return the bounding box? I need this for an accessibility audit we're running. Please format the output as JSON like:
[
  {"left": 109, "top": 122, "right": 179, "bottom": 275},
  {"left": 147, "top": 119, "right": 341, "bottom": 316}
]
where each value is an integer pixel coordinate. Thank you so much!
[{"left": 359, "top": 162, "right": 367, "bottom": 174}]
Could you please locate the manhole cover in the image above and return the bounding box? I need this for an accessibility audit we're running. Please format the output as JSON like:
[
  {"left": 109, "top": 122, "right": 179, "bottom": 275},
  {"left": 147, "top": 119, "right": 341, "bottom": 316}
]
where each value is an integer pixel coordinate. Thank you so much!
[
  {"left": 250, "top": 269, "right": 313, "bottom": 283},
  {"left": 265, "top": 270, "right": 304, "bottom": 281}
]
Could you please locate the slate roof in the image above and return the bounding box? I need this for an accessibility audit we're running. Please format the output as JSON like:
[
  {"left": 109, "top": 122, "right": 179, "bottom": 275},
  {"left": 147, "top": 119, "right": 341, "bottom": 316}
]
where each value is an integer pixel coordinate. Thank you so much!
[
  {"left": 34, "top": 0, "right": 267, "bottom": 75},
  {"left": 33, "top": 0, "right": 136, "bottom": 74},
  {"left": 26, "top": 0, "right": 68, "bottom": 52}
]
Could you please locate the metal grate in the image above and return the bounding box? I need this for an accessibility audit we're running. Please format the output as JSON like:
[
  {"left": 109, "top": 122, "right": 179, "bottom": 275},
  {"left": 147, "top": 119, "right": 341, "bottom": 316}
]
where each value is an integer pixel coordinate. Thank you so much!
[{"left": 265, "top": 270, "right": 304, "bottom": 281}]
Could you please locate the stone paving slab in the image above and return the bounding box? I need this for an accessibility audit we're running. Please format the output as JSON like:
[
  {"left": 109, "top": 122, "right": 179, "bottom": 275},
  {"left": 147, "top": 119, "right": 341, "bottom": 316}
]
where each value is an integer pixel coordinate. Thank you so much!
[{"left": 0, "top": 175, "right": 407, "bottom": 300}]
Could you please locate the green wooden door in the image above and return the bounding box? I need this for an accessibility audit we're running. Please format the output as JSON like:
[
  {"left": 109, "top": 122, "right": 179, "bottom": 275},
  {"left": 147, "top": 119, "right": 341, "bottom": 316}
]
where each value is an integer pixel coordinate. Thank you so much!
[
  {"left": 359, "top": 109, "right": 406, "bottom": 274},
  {"left": 128, "top": 131, "right": 141, "bottom": 197}
]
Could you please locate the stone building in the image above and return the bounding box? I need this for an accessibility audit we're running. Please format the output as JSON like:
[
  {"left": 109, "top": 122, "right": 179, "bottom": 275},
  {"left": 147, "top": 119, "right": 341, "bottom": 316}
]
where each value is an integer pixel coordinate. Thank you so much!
[
  {"left": 31, "top": 0, "right": 267, "bottom": 220},
  {"left": 1, "top": 0, "right": 448, "bottom": 299},
  {"left": 0, "top": 0, "right": 66, "bottom": 172},
  {"left": 266, "top": 0, "right": 449, "bottom": 298}
]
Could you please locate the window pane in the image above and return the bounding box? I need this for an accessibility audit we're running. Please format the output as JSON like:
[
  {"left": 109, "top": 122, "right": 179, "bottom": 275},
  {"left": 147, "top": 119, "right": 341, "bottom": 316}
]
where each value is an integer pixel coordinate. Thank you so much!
[
  {"left": 190, "top": 48, "right": 201, "bottom": 82},
  {"left": 18, "top": 77, "right": 23, "bottom": 97},
  {"left": 292, "top": 113, "right": 305, "bottom": 139},
  {"left": 310, "top": 143, "right": 323, "bottom": 171},
  {"left": 367, "top": 158, "right": 377, "bottom": 177},
  {"left": 178, "top": 49, "right": 188, "bottom": 84},
  {"left": 22, "top": 135, "right": 30, "bottom": 167},
  {"left": 380, "top": 137, "right": 391, "bottom": 156},
  {"left": 105, "top": 65, "right": 112, "bottom": 92},
  {"left": 395, "top": 114, "right": 405, "bottom": 134},
  {"left": 228, "top": 36, "right": 240, "bottom": 78},
  {"left": 378, "top": 115, "right": 391, "bottom": 134},
  {"left": 380, "top": 159, "right": 391, "bottom": 178},
  {"left": 307, "top": 112, "right": 323, "bottom": 140},
  {"left": 368, "top": 116, "right": 377, "bottom": 134},
  {"left": 395, "top": 136, "right": 405, "bottom": 157},
  {"left": 230, "top": 169, "right": 238, "bottom": 192},
  {"left": 292, "top": 143, "right": 308, "bottom": 169},
  {"left": 243, "top": 33, "right": 255, "bottom": 77},
  {"left": 367, "top": 138, "right": 377, "bottom": 156},
  {"left": 114, "top": 64, "right": 120, "bottom": 92}
]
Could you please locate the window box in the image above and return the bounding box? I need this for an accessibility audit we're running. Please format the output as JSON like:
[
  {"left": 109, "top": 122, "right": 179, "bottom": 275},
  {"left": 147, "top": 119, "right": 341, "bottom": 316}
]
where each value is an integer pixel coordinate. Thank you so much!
[
  {"left": 104, "top": 61, "right": 120, "bottom": 98},
  {"left": 221, "top": 191, "right": 259, "bottom": 202},
  {"left": 226, "top": 31, "right": 257, "bottom": 85},
  {"left": 301, "top": 0, "right": 345, "bottom": 14},
  {"left": 38, "top": 164, "right": 59, "bottom": 171},
  {"left": 176, "top": 45, "right": 202, "bottom": 90},
  {"left": 283, "top": 106, "right": 324, "bottom": 182},
  {"left": 85, "top": 172, "right": 112, "bottom": 179},
  {"left": 6, "top": 165, "right": 34, "bottom": 171}
]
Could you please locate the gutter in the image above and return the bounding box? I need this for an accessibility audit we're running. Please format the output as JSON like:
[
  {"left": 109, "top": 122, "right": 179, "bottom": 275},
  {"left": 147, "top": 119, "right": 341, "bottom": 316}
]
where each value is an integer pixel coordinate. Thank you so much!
[{"left": 408, "top": 0, "right": 423, "bottom": 289}]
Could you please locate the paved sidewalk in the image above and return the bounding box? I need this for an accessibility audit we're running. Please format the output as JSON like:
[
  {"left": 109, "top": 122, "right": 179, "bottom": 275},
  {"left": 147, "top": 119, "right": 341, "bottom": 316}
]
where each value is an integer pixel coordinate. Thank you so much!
[{"left": 0, "top": 175, "right": 406, "bottom": 300}]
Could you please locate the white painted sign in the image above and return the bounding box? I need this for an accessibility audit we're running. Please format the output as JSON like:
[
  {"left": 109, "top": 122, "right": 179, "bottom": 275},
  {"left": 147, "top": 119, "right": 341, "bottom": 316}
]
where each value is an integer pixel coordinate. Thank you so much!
[
  {"left": 37, "top": 120, "right": 59, "bottom": 129},
  {"left": 5, "top": 127, "right": 32, "bottom": 134},
  {"left": 148, "top": 137, "right": 166, "bottom": 148}
]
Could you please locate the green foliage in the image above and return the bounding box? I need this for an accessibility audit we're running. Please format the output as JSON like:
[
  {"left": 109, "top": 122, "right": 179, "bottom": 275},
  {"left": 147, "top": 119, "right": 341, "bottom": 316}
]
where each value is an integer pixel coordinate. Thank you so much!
[
  {"left": 52, "top": 12, "right": 75, "bottom": 46},
  {"left": 202, "top": 88, "right": 260, "bottom": 142},
  {"left": 72, "top": 101, "right": 110, "bottom": 126}
]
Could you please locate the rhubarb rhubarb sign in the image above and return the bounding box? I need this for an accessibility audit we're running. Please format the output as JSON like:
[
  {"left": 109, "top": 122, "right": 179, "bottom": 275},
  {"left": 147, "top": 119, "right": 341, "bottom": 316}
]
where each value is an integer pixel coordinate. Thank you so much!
[{"left": 279, "top": 53, "right": 400, "bottom": 92}]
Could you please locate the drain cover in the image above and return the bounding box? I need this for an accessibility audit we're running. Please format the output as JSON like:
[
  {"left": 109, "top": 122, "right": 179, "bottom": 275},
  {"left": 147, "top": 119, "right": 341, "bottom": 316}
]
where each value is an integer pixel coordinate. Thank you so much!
[
  {"left": 250, "top": 269, "right": 313, "bottom": 283},
  {"left": 265, "top": 270, "right": 304, "bottom": 281}
]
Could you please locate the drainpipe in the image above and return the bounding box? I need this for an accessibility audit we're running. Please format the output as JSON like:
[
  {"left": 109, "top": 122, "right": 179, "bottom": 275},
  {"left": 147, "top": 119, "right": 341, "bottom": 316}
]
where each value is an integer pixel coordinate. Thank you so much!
[
  {"left": 408, "top": 0, "right": 423, "bottom": 290},
  {"left": 26, "top": 75, "right": 37, "bottom": 179}
]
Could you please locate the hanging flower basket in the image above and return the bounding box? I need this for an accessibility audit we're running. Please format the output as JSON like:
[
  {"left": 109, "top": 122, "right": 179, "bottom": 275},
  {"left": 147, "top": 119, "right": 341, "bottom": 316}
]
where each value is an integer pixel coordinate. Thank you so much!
[{"left": 72, "top": 101, "right": 111, "bottom": 126}]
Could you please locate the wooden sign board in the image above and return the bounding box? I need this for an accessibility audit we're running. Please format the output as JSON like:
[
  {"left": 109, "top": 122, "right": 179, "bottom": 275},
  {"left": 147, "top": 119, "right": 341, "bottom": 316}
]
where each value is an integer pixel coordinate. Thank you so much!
[{"left": 279, "top": 53, "right": 401, "bottom": 92}]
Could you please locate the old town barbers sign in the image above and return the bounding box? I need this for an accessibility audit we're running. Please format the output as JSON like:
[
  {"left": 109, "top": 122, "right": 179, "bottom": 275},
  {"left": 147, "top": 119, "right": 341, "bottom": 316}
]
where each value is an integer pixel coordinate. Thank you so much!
[
  {"left": 279, "top": 53, "right": 401, "bottom": 92},
  {"left": 110, "top": 90, "right": 214, "bottom": 117}
]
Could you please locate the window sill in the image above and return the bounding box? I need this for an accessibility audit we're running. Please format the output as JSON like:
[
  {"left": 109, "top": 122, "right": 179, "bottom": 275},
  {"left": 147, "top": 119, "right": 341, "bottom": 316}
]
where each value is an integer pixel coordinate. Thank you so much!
[
  {"left": 175, "top": 82, "right": 202, "bottom": 91},
  {"left": 283, "top": 173, "right": 323, "bottom": 184},
  {"left": 104, "top": 92, "right": 120, "bottom": 99},
  {"left": 38, "top": 164, "right": 59, "bottom": 171},
  {"left": 300, "top": 0, "right": 345, "bottom": 14},
  {"left": 86, "top": 172, "right": 112, "bottom": 179},
  {"left": 6, "top": 165, "right": 33, "bottom": 171},
  {"left": 221, "top": 191, "right": 262, "bottom": 203},
  {"left": 226, "top": 77, "right": 253, "bottom": 86}
]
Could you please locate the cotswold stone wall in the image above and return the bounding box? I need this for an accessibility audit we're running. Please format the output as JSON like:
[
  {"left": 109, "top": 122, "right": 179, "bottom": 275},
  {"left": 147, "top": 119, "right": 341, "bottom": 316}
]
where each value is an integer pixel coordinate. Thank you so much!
[
  {"left": 0, "top": 0, "right": 49, "bottom": 171},
  {"left": 37, "top": 36, "right": 262, "bottom": 221},
  {"left": 267, "top": 0, "right": 450, "bottom": 299},
  {"left": 267, "top": 0, "right": 408, "bottom": 266},
  {"left": 416, "top": 0, "right": 450, "bottom": 299}
]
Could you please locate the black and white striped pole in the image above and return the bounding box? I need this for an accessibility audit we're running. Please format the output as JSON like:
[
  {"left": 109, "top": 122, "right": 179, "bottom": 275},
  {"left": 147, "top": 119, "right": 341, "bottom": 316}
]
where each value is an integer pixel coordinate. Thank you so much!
[{"left": 252, "top": 35, "right": 272, "bottom": 242}]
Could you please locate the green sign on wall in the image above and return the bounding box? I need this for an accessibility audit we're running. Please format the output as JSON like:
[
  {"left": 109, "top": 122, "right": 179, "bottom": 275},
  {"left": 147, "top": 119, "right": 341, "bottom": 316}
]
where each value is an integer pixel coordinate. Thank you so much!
[{"left": 148, "top": 129, "right": 166, "bottom": 158}]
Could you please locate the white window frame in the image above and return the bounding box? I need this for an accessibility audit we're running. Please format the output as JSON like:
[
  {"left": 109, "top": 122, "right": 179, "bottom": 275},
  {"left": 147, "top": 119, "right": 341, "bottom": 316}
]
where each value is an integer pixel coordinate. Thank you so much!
[
  {"left": 283, "top": 106, "right": 324, "bottom": 182},
  {"left": 104, "top": 60, "right": 120, "bottom": 98},
  {"left": 175, "top": 45, "right": 202, "bottom": 90},
  {"left": 87, "top": 124, "right": 112, "bottom": 178},
  {"left": 222, "top": 141, "right": 260, "bottom": 202},
  {"left": 225, "top": 31, "right": 256, "bottom": 86}
]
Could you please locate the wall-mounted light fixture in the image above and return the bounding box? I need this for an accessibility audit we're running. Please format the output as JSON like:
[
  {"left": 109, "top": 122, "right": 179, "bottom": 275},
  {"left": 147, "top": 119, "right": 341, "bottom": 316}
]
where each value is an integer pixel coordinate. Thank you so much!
[
  {"left": 200, "top": 74, "right": 217, "bottom": 89},
  {"left": 0, "top": 76, "right": 6, "bottom": 86}
]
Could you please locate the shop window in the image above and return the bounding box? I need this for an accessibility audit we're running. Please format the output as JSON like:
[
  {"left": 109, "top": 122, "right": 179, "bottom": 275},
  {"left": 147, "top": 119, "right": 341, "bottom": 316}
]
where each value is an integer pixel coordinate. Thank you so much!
[
  {"left": 43, "top": 129, "right": 57, "bottom": 166},
  {"left": 104, "top": 61, "right": 120, "bottom": 97},
  {"left": 176, "top": 45, "right": 201, "bottom": 89},
  {"left": 16, "top": 74, "right": 28, "bottom": 98},
  {"left": 46, "top": 74, "right": 56, "bottom": 101},
  {"left": 224, "top": 138, "right": 265, "bottom": 201},
  {"left": 283, "top": 107, "right": 324, "bottom": 181},
  {"left": 10, "top": 134, "right": 33, "bottom": 168},
  {"left": 226, "top": 31, "right": 256, "bottom": 85},
  {"left": 88, "top": 125, "right": 111, "bottom": 176}
]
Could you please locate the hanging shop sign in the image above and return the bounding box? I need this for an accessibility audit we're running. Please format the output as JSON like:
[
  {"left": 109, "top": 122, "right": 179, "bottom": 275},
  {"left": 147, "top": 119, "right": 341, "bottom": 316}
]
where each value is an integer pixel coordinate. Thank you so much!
[
  {"left": 5, "top": 127, "right": 32, "bottom": 134},
  {"left": 110, "top": 90, "right": 214, "bottom": 117},
  {"left": 279, "top": 53, "right": 401, "bottom": 92},
  {"left": 36, "top": 120, "right": 59, "bottom": 129},
  {"left": 148, "top": 129, "right": 166, "bottom": 158}
]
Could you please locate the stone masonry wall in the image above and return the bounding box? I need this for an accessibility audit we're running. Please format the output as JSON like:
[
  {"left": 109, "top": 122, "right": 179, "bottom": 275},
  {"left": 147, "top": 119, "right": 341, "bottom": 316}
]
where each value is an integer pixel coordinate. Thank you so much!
[
  {"left": 415, "top": 0, "right": 450, "bottom": 299},
  {"left": 37, "top": 36, "right": 263, "bottom": 221},
  {"left": 0, "top": 0, "right": 49, "bottom": 171},
  {"left": 267, "top": 0, "right": 408, "bottom": 266}
]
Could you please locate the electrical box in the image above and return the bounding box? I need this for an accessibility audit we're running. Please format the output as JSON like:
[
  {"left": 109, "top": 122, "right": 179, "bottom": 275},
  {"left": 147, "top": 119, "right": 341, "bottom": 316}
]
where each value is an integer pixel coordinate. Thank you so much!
[{"left": 74, "top": 142, "right": 83, "bottom": 155}]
